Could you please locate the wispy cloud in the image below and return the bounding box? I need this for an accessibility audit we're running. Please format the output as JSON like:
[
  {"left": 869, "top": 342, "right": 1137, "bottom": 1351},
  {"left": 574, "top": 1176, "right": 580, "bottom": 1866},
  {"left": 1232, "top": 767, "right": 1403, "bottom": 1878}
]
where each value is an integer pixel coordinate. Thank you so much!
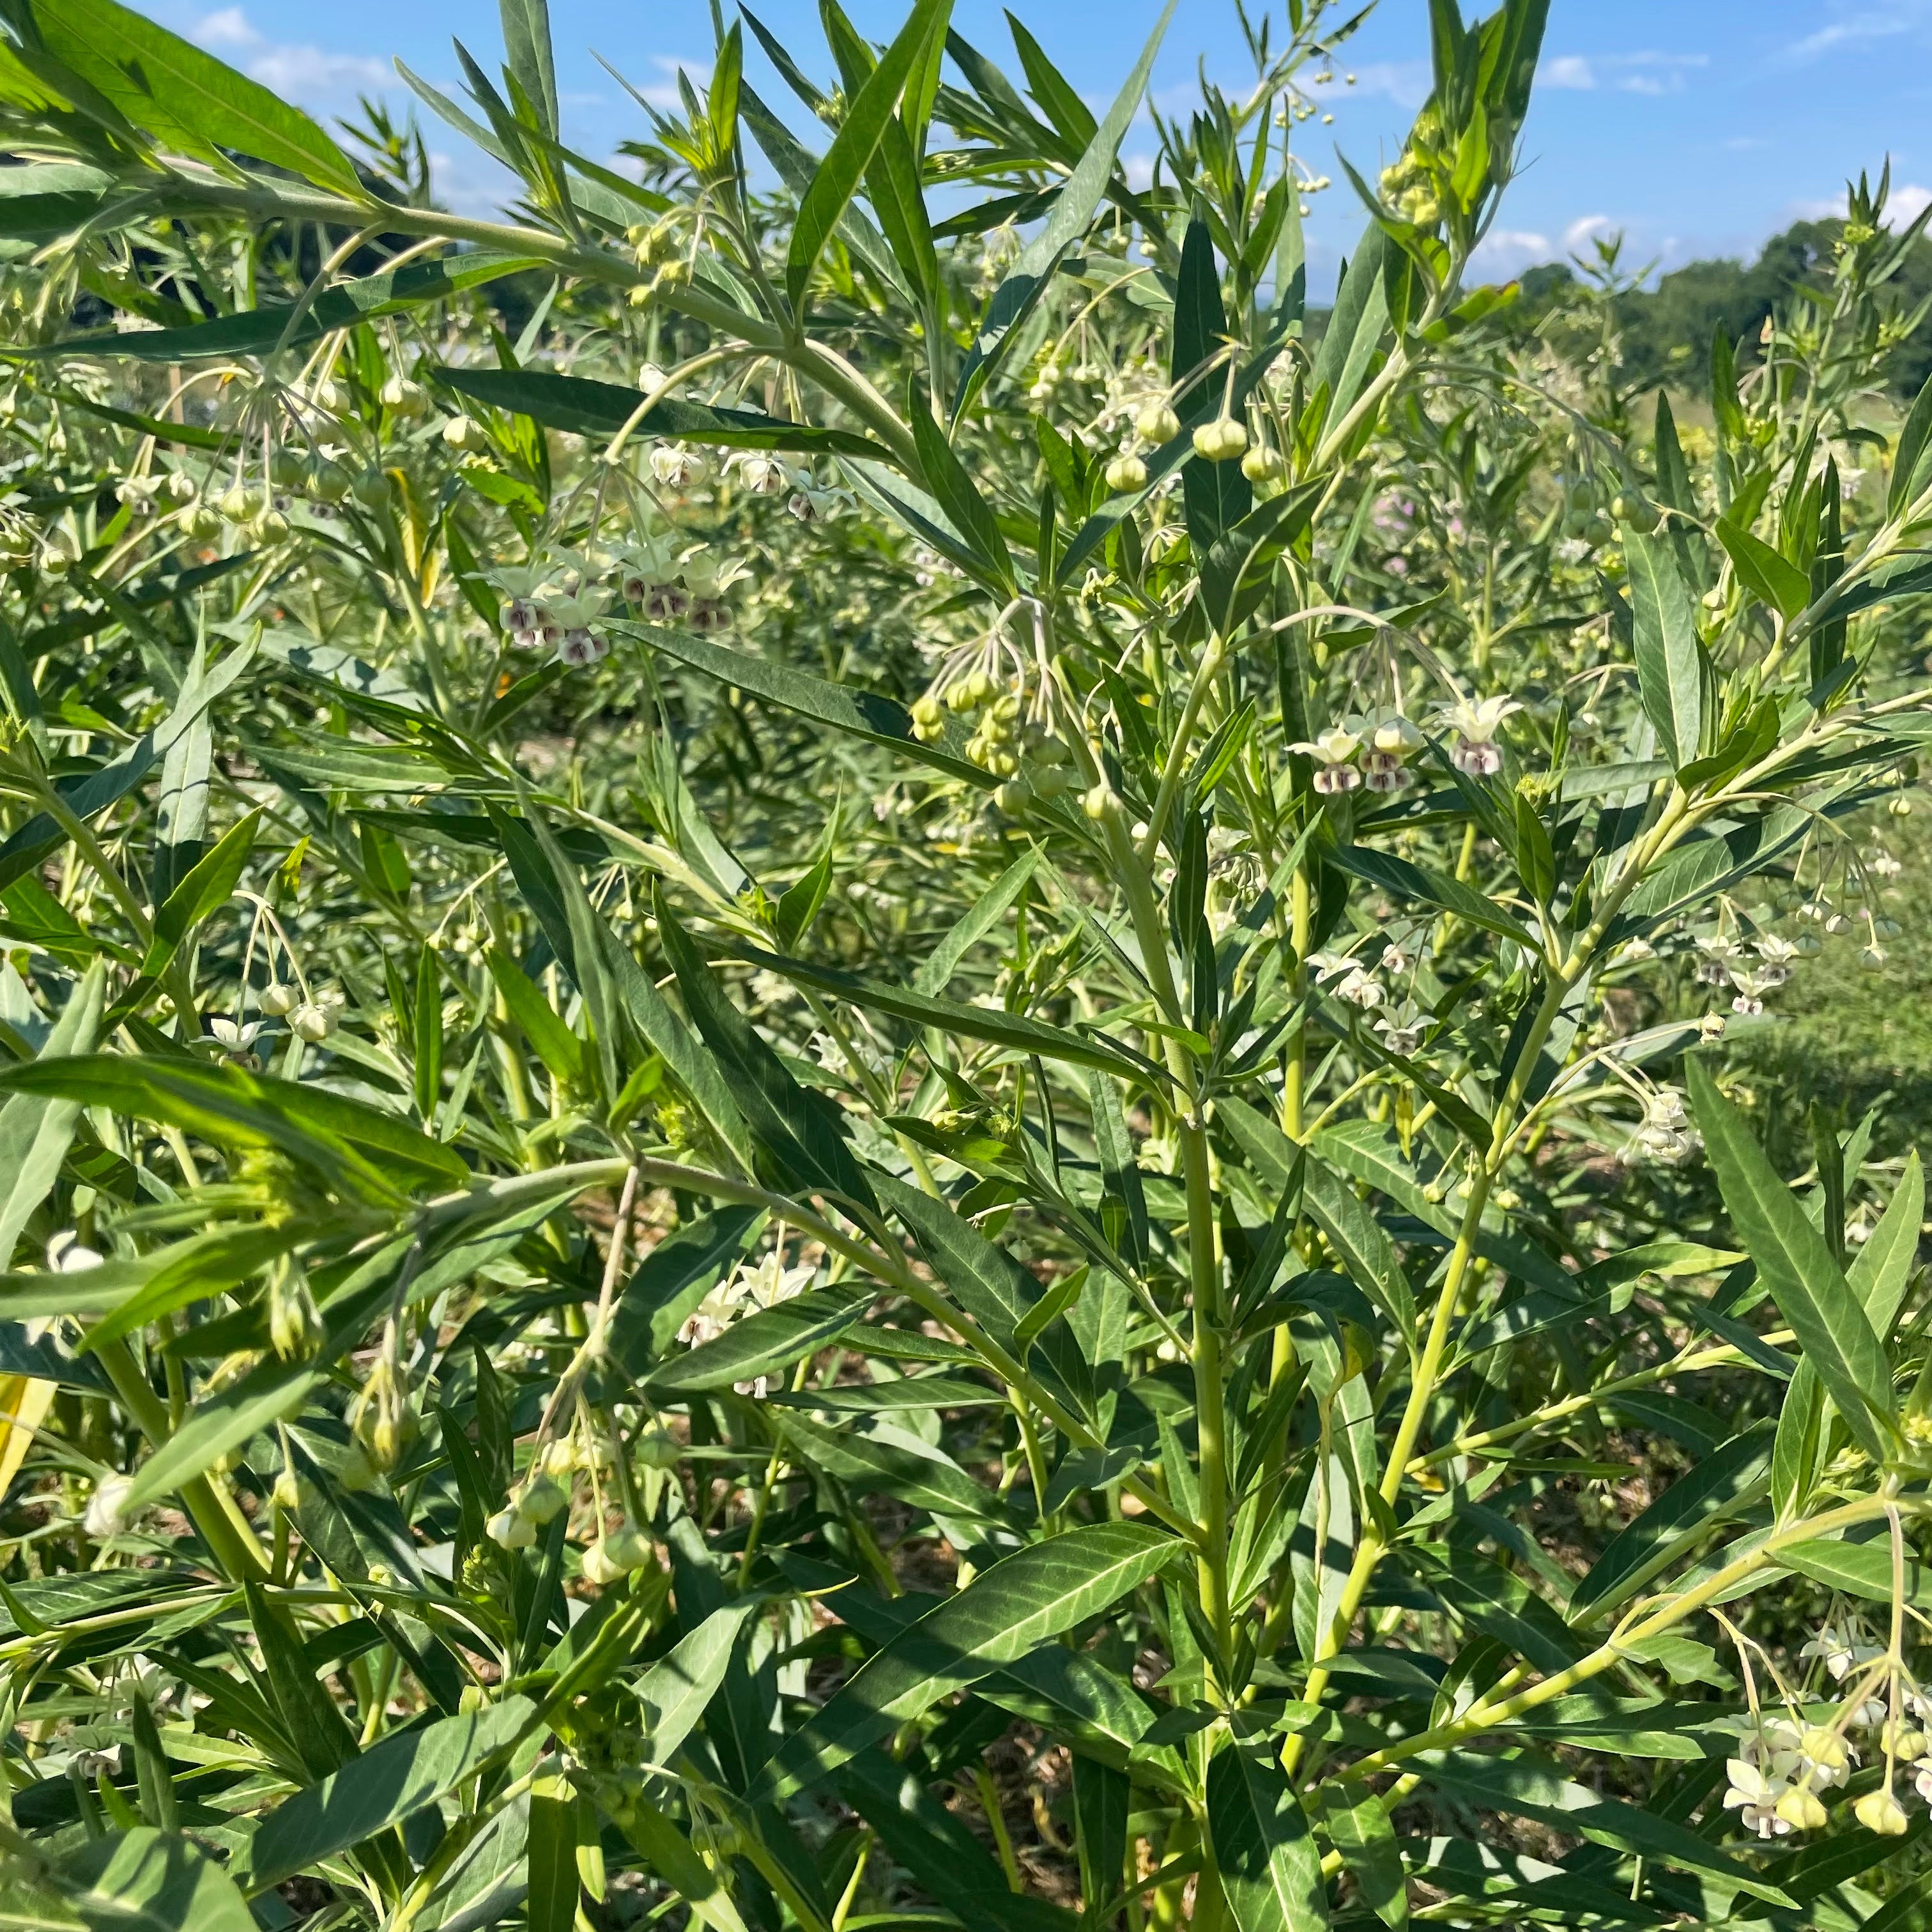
[
  {"left": 1782, "top": 5, "right": 1928, "bottom": 63},
  {"left": 1538, "top": 52, "right": 1709, "bottom": 96}
]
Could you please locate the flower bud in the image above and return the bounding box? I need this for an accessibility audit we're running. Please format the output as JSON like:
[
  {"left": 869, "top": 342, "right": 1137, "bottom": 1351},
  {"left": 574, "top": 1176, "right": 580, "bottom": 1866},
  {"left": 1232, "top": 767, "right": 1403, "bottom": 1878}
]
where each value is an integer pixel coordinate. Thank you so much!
[
  {"left": 290, "top": 1001, "right": 338, "bottom": 1043},
  {"left": 442, "top": 413, "right": 479, "bottom": 448},
  {"left": 272, "top": 1468, "right": 314, "bottom": 1512},
  {"left": 1082, "top": 782, "right": 1119, "bottom": 822},
  {"left": 218, "top": 485, "right": 259, "bottom": 524},
  {"left": 1241, "top": 442, "right": 1285, "bottom": 484},
  {"left": 487, "top": 1506, "right": 537, "bottom": 1550},
  {"left": 1104, "top": 454, "right": 1148, "bottom": 494},
  {"left": 517, "top": 1475, "right": 569, "bottom": 1524},
  {"left": 603, "top": 1524, "right": 653, "bottom": 1571},
  {"left": 351, "top": 470, "right": 392, "bottom": 510},
  {"left": 1800, "top": 1727, "right": 1848, "bottom": 1770},
  {"left": 580, "top": 1537, "right": 625, "bottom": 1584},
  {"left": 84, "top": 1474, "right": 134, "bottom": 1540},
  {"left": 1775, "top": 1788, "right": 1828, "bottom": 1832},
  {"left": 1856, "top": 1789, "right": 1909, "bottom": 1836},
  {"left": 259, "top": 981, "right": 298, "bottom": 1017},
  {"left": 1135, "top": 401, "right": 1181, "bottom": 443},
  {"left": 308, "top": 458, "right": 351, "bottom": 503}
]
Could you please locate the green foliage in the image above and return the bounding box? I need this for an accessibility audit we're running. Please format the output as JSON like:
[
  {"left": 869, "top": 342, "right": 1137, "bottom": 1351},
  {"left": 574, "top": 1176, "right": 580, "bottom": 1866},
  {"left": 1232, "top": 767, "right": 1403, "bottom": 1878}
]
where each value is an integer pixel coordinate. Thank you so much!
[{"left": 3, "top": 1, "right": 1932, "bottom": 1929}]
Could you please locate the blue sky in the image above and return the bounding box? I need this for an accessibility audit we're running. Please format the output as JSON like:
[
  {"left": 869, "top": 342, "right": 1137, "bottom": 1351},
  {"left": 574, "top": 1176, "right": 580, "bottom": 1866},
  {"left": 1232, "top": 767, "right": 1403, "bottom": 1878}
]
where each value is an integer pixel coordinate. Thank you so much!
[{"left": 149, "top": 0, "right": 1932, "bottom": 294}]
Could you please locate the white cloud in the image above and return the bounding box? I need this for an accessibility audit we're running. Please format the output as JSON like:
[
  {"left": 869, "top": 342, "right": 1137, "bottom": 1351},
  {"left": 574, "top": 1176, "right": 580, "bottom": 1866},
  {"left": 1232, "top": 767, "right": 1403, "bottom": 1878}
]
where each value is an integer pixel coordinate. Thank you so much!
[
  {"left": 1538, "top": 51, "right": 1708, "bottom": 97},
  {"left": 195, "top": 6, "right": 257, "bottom": 47},
  {"left": 1783, "top": 6, "right": 1926, "bottom": 63},
  {"left": 1540, "top": 56, "right": 1596, "bottom": 89},
  {"left": 1308, "top": 61, "right": 1432, "bottom": 111},
  {"left": 1563, "top": 213, "right": 1620, "bottom": 255},
  {"left": 1888, "top": 182, "right": 1932, "bottom": 228},
  {"left": 1469, "top": 227, "right": 1553, "bottom": 275},
  {"left": 192, "top": 8, "right": 385, "bottom": 98}
]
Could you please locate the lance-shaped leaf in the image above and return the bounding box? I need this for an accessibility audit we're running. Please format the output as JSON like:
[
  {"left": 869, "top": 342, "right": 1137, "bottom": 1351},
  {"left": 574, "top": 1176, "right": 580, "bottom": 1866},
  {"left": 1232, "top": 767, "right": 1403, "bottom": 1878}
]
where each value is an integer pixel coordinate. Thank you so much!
[
  {"left": 0, "top": 1056, "right": 467, "bottom": 1198},
  {"left": 45, "top": 254, "right": 543, "bottom": 361},
  {"left": 1567, "top": 1420, "right": 1774, "bottom": 1626},
  {"left": 235, "top": 1698, "right": 537, "bottom": 1892},
  {"left": 646, "top": 1284, "right": 872, "bottom": 1393},
  {"left": 438, "top": 367, "right": 893, "bottom": 457},
  {"left": 1409, "top": 1750, "right": 1793, "bottom": 1906},
  {"left": 776, "top": 1410, "right": 1014, "bottom": 1526},
  {"left": 720, "top": 935, "right": 1156, "bottom": 1082},
  {"left": 1717, "top": 516, "right": 1811, "bottom": 622},
  {"left": 123, "top": 1354, "right": 322, "bottom": 1511},
  {"left": 759, "top": 1522, "right": 1179, "bottom": 1798},
  {"left": 31, "top": 1825, "right": 257, "bottom": 1932},
  {"left": 655, "top": 896, "right": 877, "bottom": 1212},
  {"left": 0, "top": 962, "right": 105, "bottom": 1267},
  {"left": 1326, "top": 843, "right": 1534, "bottom": 946},
  {"left": 608, "top": 620, "right": 992, "bottom": 788},
  {"left": 636, "top": 1602, "right": 760, "bottom": 1767},
  {"left": 608, "top": 1206, "right": 766, "bottom": 1373},
  {"left": 1625, "top": 530, "right": 1708, "bottom": 769},
  {"left": 785, "top": 0, "right": 953, "bottom": 309},
  {"left": 1174, "top": 218, "right": 1251, "bottom": 549},
  {"left": 951, "top": 0, "right": 1174, "bottom": 418},
  {"left": 1688, "top": 1059, "right": 1895, "bottom": 1461},
  {"left": 1207, "top": 1739, "right": 1330, "bottom": 1932},
  {"left": 33, "top": 0, "right": 363, "bottom": 195}
]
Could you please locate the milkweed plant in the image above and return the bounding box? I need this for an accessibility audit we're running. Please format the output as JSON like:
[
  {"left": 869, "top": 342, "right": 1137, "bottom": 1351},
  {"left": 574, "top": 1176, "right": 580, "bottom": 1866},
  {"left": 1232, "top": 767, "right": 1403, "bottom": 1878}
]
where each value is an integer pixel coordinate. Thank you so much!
[{"left": 5, "top": 0, "right": 1932, "bottom": 1926}]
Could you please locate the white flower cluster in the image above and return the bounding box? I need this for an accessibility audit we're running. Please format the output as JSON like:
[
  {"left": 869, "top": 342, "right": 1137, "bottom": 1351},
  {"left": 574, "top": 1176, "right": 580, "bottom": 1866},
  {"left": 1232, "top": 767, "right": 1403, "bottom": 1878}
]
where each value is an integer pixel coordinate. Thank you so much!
[
  {"left": 677, "top": 1250, "right": 816, "bottom": 1399},
  {"left": 1289, "top": 697, "right": 1522, "bottom": 793}
]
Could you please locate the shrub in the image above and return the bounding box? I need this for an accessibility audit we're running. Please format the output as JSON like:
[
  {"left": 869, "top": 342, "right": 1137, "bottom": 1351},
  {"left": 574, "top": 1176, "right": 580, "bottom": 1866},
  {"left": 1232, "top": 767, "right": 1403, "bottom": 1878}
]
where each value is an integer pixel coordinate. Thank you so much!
[{"left": 3, "top": 1, "right": 1932, "bottom": 1928}]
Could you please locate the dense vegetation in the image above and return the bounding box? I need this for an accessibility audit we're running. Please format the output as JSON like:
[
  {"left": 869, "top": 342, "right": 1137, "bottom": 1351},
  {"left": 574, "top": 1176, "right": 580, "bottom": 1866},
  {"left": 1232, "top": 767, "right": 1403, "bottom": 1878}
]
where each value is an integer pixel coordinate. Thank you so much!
[{"left": 5, "top": 2, "right": 1932, "bottom": 1930}]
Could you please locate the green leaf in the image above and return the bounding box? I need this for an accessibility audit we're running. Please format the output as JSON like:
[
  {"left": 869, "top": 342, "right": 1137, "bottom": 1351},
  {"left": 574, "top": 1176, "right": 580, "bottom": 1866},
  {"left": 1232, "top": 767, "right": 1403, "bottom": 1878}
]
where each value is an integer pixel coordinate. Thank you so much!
[
  {"left": 760, "top": 1522, "right": 1180, "bottom": 1798},
  {"left": 437, "top": 367, "right": 893, "bottom": 458},
  {"left": 1716, "top": 516, "right": 1811, "bottom": 622},
  {"left": 1174, "top": 218, "right": 1251, "bottom": 549},
  {"left": 0, "top": 962, "right": 106, "bottom": 1266},
  {"left": 1319, "top": 1791, "right": 1404, "bottom": 1928},
  {"left": 1206, "top": 1739, "right": 1330, "bottom": 1932},
  {"left": 1567, "top": 1422, "right": 1773, "bottom": 1626},
  {"left": 1308, "top": 220, "right": 1393, "bottom": 437},
  {"left": 1687, "top": 1059, "right": 1895, "bottom": 1462},
  {"left": 1892, "top": 369, "right": 1932, "bottom": 518},
  {"left": 720, "top": 935, "right": 1155, "bottom": 1082},
  {"left": 1848, "top": 1149, "right": 1922, "bottom": 1340},
  {"left": 655, "top": 896, "right": 877, "bottom": 1212},
  {"left": 47, "top": 254, "right": 544, "bottom": 362},
  {"left": 785, "top": 0, "right": 952, "bottom": 309},
  {"left": 647, "top": 1284, "right": 871, "bottom": 1393},
  {"left": 1779, "top": 1533, "right": 1932, "bottom": 1604},
  {"left": 907, "top": 387, "right": 1013, "bottom": 590},
  {"left": 0, "top": 1056, "right": 467, "bottom": 1200},
  {"left": 1411, "top": 1751, "right": 1793, "bottom": 1906},
  {"left": 776, "top": 1409, "right": 1014, "bottom": 1526},
  {"left": 635, "top": 1600, "right": 760, "bottom": 1767},
  {"left": 499, "top": 0, "right": 558, "bottom": 135},
  {"left": 142, "top": 808, "right": 257, "bottom": 977},
  {"left": 950, "top": 0, "right": 1174, "bottom": 417},
  {"left": 914, "top": 847, "right": 1039, "bottom": 994},
  {"left": 607, "top": 1206, "right": 766, "bottom": 1374},
  {"left": 123, "top": 1354, "right": 323, "bottom": 1511},
  {"left": 608, "top": 620, "right": 993, "bottom": 789},
  {"left": 1624, "top": 530, "right": 1707, "bottom": 769},
  {"left": 27, "top": 1827, "right": 256, "bottom": 1932},
  {"left": 34, "top": 0, "right": 362, "bottom": 195},
  {"left": 527, "top": 1781, "right": 579, "bottom": 1932},
  {"left": 1326, "top": 843, "right": 1535, "bottom": 946},
  {"left": 236, "top": 1698, "right": 536, "bottom": 1892},
  {"left": 1216, "top": 1101, "right": 1416, "bottom": 1347},
  {"left": 485, "top": 946, "right": 583, "bottom": 1086}
]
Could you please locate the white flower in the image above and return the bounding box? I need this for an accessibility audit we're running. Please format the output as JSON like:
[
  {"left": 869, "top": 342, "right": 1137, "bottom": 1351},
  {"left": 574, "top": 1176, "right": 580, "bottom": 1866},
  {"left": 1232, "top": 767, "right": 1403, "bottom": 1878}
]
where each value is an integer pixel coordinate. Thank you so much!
[
  {"left": 726, "top": 451, "right": 789, "bottom": 495},
  {"left": 47, "top": 1230, "right": 102, "bottom": 1273},
  {"left": 678, "top": 1252, "right": 813, "bottom": 1349},
  {"left": 84, "top": 1475, "right": 135, "bottom": 1540},
  {"left": 1306, "top": 951, "right": 1383, "bottom": 1009},
  {"left": 787, "top": 479, "right": 851, "bottom": 523},
  {"left": 206, "top": 1016, "right": 264, "bottom": 1055},
  {"left": 1432, "top": 695, "right": 1523, "bottom": 776},
  {"left": 649, "top": 443, "right": 706, "bottom": 487},
  {"left": 1801, "top": 1621, "right": 1882, "bottom": 1683},
  {"left": 1375, "top": 1013, "right": 1425, "bottom": 1055},
  {"left": 1289, "top": 726, "right": 1363, "bottom": 794},
  {"left": 1755, "top": 935, "right": 1798, "bottom": 984}
]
